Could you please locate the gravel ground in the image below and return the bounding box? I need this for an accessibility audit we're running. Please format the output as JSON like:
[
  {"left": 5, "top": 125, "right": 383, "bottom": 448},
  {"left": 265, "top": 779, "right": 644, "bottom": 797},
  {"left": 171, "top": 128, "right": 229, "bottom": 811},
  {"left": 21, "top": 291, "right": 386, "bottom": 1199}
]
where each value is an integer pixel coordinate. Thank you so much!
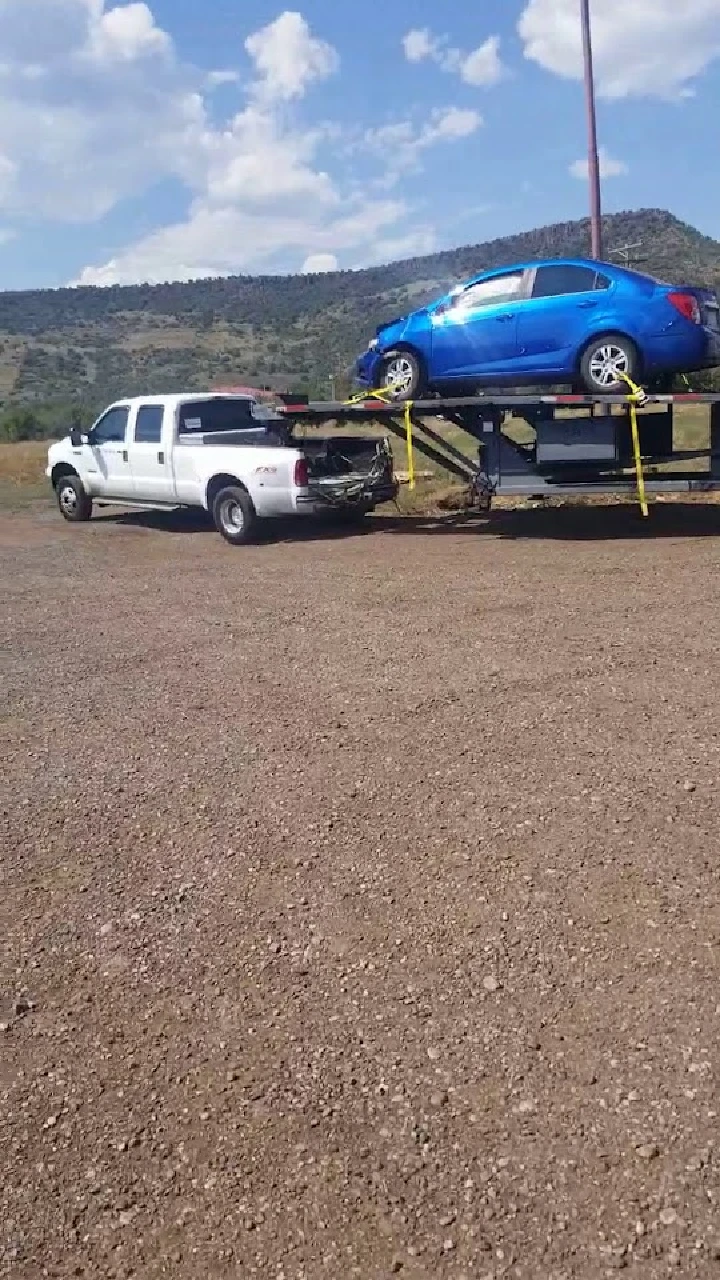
[{"left": 3, "top": 502, "right": 720, "bottom": 1280}]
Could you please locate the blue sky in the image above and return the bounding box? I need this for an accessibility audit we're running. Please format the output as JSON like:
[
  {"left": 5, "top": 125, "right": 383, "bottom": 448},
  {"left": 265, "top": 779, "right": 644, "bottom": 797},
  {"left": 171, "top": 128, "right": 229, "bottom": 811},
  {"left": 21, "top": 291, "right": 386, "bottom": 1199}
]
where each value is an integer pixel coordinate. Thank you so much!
[{"left": 0, "top": 0, "right": 719, "bottom": 289}]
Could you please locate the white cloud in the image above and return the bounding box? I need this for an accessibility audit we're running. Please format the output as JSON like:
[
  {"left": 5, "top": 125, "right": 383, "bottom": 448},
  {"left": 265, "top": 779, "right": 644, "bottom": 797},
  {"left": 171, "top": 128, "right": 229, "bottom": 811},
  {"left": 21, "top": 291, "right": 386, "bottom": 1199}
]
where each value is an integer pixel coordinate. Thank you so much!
[
  {"left": 518, "top": 0, "right": 720, "bottom": 99},
  {"left": 86, "top": 2, "right": 171, "bottom": 62},
  {"left": 72, "top": 200, "right": 408, "bottom": 285},
  {"left": 402, "top": 28, "right": 440, "bottom": 63},
  {"left": 401, "top": 27, "right": 505, "bottom": 87},
  {"left": 569, "top": 147, "right": 628, "bottom": 180},
  {"left": 459, "top": 37, "right": 504, "bottom": 88},
  {"left": 245, "top": 10, "right": 338, "bottom": 102},
  {"left": 301, "top": 253, "right": 338, "bottom": 273},
  {"left": 0, "top": 3, "right": 467, "bottom": 285},
  {"left": 206, "top": 70, "right": 240, "bottom": 88},
  {"left": 363, "top": 106, "right": 482, "bottom": 178}
]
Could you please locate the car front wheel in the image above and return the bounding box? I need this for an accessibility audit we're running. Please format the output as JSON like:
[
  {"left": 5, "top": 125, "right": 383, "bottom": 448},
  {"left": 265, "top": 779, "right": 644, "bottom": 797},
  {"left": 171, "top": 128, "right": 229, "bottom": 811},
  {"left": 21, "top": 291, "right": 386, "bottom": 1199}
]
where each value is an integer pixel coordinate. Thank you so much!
[
  {"left": 580, "top": 334, "right": 639, "bottom": 394},
  {"left": 379, "top": 350, "right": 425, "bottom": 401}
]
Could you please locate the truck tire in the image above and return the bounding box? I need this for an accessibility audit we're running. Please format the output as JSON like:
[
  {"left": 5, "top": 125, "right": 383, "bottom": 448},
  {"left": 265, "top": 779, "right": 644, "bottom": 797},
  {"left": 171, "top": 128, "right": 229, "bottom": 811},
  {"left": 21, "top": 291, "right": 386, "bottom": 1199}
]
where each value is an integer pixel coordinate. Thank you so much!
[
  {"left": 55, "top": 474, "right": 92, "bottom": 522},
  {"left": 212, "top": 485, "right": 256, "bottom": 545}
]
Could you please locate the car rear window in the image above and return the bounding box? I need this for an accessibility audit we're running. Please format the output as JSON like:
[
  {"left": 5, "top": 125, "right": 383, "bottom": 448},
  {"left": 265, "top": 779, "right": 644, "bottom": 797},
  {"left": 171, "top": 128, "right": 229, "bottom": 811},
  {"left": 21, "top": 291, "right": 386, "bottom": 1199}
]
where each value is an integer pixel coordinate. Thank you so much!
[{"left": 532, "top": 264, "right": 607, "bottom": 298}]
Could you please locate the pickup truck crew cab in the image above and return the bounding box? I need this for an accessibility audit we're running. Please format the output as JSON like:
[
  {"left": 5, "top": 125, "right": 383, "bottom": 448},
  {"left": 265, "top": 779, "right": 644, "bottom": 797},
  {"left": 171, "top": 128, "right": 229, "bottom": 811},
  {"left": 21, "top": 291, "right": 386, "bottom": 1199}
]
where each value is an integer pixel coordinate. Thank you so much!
[{"left": 46, "top": 393, "right": 397, "bottom": 544}]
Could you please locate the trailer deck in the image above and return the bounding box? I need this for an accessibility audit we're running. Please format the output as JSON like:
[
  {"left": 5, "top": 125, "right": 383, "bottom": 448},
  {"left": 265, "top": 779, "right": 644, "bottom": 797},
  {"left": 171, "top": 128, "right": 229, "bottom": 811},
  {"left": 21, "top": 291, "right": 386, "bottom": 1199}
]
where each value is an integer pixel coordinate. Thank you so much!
[{"left": 279, "top": 391, "right": 720, "bottom": 513}]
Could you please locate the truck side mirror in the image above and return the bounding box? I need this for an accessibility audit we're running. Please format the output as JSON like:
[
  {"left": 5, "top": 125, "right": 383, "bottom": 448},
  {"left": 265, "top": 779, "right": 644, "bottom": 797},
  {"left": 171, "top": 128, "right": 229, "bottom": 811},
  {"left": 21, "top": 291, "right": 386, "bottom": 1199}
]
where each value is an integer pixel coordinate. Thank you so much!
[{"left": 70, "top": 428, "right": 83, "bottom": 448}]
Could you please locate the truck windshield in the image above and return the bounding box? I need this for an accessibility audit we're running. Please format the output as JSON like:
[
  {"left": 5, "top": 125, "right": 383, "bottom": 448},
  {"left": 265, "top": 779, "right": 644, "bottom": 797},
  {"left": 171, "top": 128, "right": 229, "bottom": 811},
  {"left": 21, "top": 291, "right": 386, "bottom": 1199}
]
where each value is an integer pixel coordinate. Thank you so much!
[{"left": 178, "top": 398, "right": 258, "bottom": 434}]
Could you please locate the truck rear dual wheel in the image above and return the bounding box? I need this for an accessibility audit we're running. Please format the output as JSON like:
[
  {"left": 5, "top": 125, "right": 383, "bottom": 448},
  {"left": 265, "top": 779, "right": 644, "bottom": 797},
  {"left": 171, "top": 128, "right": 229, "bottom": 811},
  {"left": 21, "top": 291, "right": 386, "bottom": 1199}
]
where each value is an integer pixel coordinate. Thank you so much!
[
  {"left": 55, "top": 474, "right": 92, "bottom": 522},
  {"left": 212, "top": 485, "right": 256, "bottom": 545}
]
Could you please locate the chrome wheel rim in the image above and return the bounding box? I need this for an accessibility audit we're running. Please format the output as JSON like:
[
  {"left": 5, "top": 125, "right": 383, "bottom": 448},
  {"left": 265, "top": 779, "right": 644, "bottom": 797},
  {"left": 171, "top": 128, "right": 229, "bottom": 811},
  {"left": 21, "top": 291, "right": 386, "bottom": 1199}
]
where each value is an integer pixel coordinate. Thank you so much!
[
  {"left": 219, "top": 498, "right": 245, "bottom": 534},
  {"left": 383, "top": 356, "right": 415, "bottom": 398},
  {"left": 59, "top": 483, "right": 77, "bottom": 515},
  {"left": 589, "top": 344, "right": 630, "bottom": 388}
]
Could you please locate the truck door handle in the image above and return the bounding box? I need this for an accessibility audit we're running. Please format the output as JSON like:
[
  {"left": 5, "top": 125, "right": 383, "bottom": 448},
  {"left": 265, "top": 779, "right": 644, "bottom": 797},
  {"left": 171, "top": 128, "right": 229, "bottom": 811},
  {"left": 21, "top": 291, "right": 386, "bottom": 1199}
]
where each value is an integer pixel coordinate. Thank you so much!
[
  {"left": 158, "top": 451, "right": 164, "bottom": 464},
  {"left": 123, "top": 450, "right": 128, "bottom": 462}
]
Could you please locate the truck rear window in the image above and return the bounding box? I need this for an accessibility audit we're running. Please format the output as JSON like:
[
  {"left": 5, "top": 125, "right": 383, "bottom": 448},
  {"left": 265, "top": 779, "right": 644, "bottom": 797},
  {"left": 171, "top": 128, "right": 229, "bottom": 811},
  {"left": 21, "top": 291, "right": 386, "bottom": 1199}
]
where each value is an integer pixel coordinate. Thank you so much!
[{"left": 179, "top": 399, "right": 257, "bottom": 434}]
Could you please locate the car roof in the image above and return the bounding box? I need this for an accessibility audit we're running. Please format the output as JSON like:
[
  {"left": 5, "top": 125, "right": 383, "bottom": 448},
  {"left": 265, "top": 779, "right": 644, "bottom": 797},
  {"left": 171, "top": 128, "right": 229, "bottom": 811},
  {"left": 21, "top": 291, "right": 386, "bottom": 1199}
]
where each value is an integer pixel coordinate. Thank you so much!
[{"left": 486, "top": 256, "right": 618, "bottom": 275}]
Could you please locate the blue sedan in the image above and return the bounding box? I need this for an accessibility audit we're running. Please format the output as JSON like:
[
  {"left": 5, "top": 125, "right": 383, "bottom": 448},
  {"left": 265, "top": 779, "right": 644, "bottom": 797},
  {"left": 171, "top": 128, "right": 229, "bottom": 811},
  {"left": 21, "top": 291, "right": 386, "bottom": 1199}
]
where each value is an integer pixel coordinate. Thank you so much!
[{"left": 353, "top": 257, "right": 720, "bottom": 399}]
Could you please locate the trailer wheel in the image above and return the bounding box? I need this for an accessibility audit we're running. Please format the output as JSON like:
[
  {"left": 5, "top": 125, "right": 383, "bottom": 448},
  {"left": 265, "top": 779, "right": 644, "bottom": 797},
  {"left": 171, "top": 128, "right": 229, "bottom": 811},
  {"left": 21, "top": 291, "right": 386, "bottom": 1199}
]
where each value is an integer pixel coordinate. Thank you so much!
[
  {"left": 379, "top": 349, "right": 426, "bottom": 401},
  {"left": 55, "top": 474, "right": 92, "bottom": 522},
  {"left": 580, "top": 334, "right": 639, "bottom": 393},
  {"left": 212, "top": 485, "right": 256, "bottom": 545}
]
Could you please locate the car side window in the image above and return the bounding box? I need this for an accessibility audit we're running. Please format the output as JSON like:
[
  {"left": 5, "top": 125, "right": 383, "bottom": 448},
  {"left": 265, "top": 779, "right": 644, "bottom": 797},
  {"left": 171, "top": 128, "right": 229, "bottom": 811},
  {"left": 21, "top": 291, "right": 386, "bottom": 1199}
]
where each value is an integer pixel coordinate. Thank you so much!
[
  {"left": 134, "top": 404, "right": 164, "bottom": 444},
  {"left": 455, "top": 272, "right": 525, "bottom": 311},
  {"left": 92, "top": 406, "right": 130, "bottom": 445},
  {"left": 532, "top": 264, "right": 603, "bottom": 298}
]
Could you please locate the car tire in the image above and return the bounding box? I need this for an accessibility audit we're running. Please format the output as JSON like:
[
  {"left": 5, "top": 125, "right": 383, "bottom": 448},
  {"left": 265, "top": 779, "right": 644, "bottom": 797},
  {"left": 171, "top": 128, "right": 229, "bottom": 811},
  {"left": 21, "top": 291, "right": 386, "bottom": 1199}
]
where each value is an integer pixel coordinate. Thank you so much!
[
  {"left": 580, "top": 334, "right": 639, "bottom": 394},
  {"left": 212, "top": 485, "right": 256, "bottom": 545},
  {"left": 379, "top": 349, "right": 426, "bottom": 401},
  {"left": 55, "top": 473, "right": 92, "bottom": 522}
]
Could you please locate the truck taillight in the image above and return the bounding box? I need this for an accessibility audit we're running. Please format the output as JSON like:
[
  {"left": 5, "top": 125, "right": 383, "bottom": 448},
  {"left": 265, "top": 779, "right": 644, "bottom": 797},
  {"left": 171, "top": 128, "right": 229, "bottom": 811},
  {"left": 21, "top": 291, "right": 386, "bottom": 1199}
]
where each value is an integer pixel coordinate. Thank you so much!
[
  {"left": 294, "top": 457, "right": 309, "bottom": 488},
  {"left": 668, "top": 291, "right": 701, "bottom": 324}
]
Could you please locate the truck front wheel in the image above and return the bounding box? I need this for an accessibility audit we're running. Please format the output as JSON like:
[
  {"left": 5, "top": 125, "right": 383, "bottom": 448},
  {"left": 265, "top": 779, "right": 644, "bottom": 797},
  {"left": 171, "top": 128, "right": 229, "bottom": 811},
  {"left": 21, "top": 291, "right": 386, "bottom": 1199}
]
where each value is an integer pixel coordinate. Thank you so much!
[
  {"left": 212, "top": 485, "right": 256, "bottom": 545},
  {"left": 55, "top": 474, "right": 92, "bottom": 522}
]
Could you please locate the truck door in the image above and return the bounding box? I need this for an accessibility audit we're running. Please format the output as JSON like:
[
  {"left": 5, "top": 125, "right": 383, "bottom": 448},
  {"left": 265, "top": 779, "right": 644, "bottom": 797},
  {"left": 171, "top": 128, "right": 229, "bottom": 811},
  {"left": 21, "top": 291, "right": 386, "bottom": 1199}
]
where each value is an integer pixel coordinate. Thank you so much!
[
  {"left": 127, "top": 403, "right": 175, "bottom": 503},
  {"left": 85, "top": 404, "right": 134, "bottom": 499}
]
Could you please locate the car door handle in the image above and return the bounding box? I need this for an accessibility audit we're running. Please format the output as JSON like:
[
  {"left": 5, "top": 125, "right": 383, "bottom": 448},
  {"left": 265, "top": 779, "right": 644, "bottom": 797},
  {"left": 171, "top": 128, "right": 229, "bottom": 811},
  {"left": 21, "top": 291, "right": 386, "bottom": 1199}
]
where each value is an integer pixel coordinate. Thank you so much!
[
  {"left": 495, "top": 313, "right": 514, "bottom": 322},
  {"left": 577, "top": 300, "right": 599, "bottom": 309},
  {"left": 122, "top": 450, "right": 128, "bottom": 462},
  {"left": 158, "top": 451, "right": 164, "bottom": 464}
]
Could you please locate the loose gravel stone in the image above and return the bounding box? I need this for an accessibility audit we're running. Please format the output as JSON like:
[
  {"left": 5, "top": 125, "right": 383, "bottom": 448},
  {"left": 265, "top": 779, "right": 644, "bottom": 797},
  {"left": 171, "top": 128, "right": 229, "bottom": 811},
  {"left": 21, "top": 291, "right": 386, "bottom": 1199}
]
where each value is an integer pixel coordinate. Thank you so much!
[{"left": 3, "top": 501, "right": 720, "bottom": 1279}]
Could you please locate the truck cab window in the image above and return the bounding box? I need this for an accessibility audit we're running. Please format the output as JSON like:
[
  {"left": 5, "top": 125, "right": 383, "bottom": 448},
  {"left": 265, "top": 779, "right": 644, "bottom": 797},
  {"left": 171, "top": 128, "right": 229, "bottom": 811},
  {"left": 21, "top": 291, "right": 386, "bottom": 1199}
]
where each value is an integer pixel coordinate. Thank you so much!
[
  {"left": 92, "top": 406, "right": 130, "bottom": 444},
  {"left": 179, "top": 399, "right": 256, "bottom": 434},
  {"left": 134, "top": 405, "right": 164, "bottom": 444}
]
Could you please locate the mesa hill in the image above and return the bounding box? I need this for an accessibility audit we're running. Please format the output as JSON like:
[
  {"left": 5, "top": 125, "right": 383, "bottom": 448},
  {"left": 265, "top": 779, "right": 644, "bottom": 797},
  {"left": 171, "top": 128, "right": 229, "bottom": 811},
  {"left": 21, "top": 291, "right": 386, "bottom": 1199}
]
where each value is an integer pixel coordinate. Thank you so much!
[{"left": 2, "top": 208, "right": 720, "bottom": 408}]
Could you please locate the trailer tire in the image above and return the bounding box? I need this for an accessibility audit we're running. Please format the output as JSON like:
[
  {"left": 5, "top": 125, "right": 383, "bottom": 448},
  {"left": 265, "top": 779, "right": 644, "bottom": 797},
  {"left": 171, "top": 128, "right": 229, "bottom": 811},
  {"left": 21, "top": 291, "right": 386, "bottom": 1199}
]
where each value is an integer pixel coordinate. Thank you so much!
[
  {"left": 55, "top": 473, "right": 92, "bottom": 522},
  {"left": 212, "top": 485, "right": 256, "bottom": 545},
  {"left": 379, "top": 349, "right": 426, "bottom": 401},
  {"left": 579, "top": 334, "right": 639, "bottom": 394}
]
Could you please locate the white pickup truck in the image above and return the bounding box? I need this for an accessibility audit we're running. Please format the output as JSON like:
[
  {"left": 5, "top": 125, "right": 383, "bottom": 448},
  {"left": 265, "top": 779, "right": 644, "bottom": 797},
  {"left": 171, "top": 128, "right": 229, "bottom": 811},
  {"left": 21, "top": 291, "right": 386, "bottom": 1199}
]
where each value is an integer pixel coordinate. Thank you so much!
[{"left": 46, "top": 392, "right": 397, "bottom": 544}]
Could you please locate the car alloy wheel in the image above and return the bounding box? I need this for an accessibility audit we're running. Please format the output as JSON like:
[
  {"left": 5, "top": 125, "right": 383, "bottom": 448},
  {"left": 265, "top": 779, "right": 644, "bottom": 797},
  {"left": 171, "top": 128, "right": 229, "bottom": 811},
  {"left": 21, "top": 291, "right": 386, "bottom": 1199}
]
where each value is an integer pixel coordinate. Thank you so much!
[
  {"left": 588, "top": 343, "right": 631, "bottom": 389},
  {"left": 383, "top": 355, "right": 416, "bottom": 398}
]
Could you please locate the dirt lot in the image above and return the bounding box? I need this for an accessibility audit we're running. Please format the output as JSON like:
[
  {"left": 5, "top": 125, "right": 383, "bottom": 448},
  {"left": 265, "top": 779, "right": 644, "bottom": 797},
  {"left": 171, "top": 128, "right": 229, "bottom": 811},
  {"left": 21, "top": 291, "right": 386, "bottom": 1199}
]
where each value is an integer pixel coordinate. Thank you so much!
[{"left": 3, "top": 501, "right": 720, "bottom": 1280}]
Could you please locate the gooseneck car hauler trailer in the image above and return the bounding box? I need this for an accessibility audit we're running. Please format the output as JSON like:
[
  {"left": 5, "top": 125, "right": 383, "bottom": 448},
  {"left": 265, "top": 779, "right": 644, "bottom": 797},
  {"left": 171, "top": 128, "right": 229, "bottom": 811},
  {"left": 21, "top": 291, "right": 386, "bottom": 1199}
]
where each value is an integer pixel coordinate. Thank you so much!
[{"left": 278, "top": 391, "right": 720, "bottom": 516}]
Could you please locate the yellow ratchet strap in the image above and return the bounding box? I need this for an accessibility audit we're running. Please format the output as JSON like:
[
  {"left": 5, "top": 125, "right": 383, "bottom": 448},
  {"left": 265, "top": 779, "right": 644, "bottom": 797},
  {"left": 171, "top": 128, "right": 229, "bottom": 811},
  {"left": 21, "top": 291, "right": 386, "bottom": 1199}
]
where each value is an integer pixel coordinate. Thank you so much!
[
  {"left": 344, "top": 382, "right": 416, "bottom": 490},
  {"left": 615, "top": 371, "right": 649, "bottom": 518}
]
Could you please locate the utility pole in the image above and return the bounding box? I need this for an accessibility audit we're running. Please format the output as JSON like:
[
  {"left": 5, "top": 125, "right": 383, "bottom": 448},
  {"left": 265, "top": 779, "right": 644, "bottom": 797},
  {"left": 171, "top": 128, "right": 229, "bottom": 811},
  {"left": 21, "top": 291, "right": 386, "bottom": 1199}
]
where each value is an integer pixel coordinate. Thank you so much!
[{"left": 580, "top": 0, "right": 602, "bottom": 260}]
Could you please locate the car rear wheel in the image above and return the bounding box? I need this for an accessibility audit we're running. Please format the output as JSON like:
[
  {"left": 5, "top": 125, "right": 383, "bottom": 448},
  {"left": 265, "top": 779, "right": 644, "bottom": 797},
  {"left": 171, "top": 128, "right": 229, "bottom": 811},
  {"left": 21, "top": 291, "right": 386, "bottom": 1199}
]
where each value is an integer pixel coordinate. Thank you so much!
[
  {"left": 379, "top": 350, "right": 425, "bottom": 401},
  {"left": 580, "top": 334, "right": 639, "bottom": 394}
]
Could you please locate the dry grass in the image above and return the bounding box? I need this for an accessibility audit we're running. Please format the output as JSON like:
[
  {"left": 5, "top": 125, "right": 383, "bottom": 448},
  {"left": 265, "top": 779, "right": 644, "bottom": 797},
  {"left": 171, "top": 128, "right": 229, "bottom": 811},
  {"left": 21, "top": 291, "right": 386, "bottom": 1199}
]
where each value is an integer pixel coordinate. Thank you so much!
[{"left": 0, "top": 440, "right": 48, "bottom": 487}]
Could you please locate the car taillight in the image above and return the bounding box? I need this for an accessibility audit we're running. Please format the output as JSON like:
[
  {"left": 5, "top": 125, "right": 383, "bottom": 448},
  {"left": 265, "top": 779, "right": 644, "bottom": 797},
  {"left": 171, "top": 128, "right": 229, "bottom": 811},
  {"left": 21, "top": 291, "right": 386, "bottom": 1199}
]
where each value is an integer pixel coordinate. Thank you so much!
[
  {"left": 668, "top": 291, "right": 701, "bottom": 324},
  {"left": 294, "top": 457, "right": 309, "bottom": 487}
]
